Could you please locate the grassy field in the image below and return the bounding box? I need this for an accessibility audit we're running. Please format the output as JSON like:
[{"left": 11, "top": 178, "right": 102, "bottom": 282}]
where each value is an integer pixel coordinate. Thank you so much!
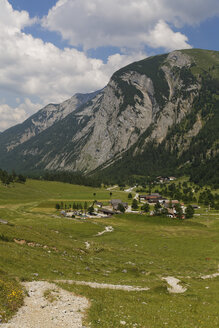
[{"left": 0, "top": 179, "right": 219, "bottom": 327}]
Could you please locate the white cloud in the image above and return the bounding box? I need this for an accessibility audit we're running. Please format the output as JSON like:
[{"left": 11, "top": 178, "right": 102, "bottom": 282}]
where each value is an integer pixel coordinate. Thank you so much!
[
  {"left": 42, "top": 0, "right": 219, "bottom": 50},
  {"left": 0, "top": 0, "right": 35, "bottom": 33},
  {"left": 0, "top": 98, "right": 41, "bottom": 131},
  {"left": 0, "top": 1, "right": 146, "bottom": 131},
  {"left": 145, "top": 20, "right": 192, "bottom": 51}
]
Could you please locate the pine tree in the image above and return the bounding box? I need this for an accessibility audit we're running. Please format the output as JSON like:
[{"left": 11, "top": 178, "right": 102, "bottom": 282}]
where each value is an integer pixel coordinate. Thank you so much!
[
  {"left": 185, "top": 205, "right": 194, "bottom": 218},
  {"left": 132, "top": 199, "right": 138, "bottom": 210}
]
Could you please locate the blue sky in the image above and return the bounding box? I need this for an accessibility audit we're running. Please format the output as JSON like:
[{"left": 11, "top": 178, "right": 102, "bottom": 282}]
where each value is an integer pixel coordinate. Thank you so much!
[{"left": 0, "top": 0, "right": 219, "bottom": 131}]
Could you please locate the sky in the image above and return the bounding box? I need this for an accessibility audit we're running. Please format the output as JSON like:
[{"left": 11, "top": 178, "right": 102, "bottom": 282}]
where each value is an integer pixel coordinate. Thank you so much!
[{"left": 0, "top": 0, "right": 218, "bottom": 131}]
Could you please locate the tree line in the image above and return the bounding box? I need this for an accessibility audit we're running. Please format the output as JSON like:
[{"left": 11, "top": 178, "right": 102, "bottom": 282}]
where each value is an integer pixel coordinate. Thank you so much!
[
  {"left": 0, "top": 169, "right": 26, "bottom": 186},
  {"left": 42, "top": 171, "right": 101, "bottom": 188}
]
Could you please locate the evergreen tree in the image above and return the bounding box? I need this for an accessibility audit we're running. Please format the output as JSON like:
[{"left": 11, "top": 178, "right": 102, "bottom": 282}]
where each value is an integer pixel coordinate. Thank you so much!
[
  {"left": 154, "top": 202, "right": 162, "bottom": 215},
  {"left": 55, "top": 203, "right": 60, "bottom": 210},
  {"left": 117, "top": 203, "right": 125, "bottom": 213},
  {"left": 141, "top": 203, "right": 150, "bottom": 213},
  {"left": 88, "top": 205, "right": 94, "bottom": 213},
  {"left": 185, "top": 205, "right": 195, "bottom": 218},
  {"left": 131, "top": 199, "right": 138, "bottom": 210}
]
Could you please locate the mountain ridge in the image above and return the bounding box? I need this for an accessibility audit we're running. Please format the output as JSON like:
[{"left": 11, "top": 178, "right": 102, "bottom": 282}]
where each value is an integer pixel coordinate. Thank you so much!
[{"left": 0, "top": 49, "right": 218, "bottom": 184}]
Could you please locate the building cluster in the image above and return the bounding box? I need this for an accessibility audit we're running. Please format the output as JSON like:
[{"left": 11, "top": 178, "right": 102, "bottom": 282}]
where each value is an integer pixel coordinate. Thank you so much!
[
  {"left": 139, "top": 193, "right": 185, "bottom": 218},
  {"left": 60, "top": 192, "right": 197, "bottom": 220},
  {"left": 156, "top": 176, "right": 176, "bottom": 183}
]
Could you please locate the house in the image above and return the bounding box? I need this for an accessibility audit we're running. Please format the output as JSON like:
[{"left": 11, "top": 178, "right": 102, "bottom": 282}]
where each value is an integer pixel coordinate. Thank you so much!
[
  {"left": 110, "top": 199, "right": 128, "bottom": 210},
  {"left": 167, "top": 208, "right": 176, "bottom": 216},
  {"left": 163, "top": 200, "right": 179, "bottom": 207},
  {"left": 139, "top": 193, "right": 162, "bottom": 203},
  {"left": 98, "top": 208, "right": 115, "bottom": 216},
  {"left": 158, "top": 198, "right": 168, "bottom": 204},
  {"left": 110, "top": 199, "right": 122, "bottom": 206},
  {"left": 147, "top": 193, "right": 163, "bottom": 203},
  {"left": 156, "top": 176, "right": 169, "bottom": 183},
  {"left": 95, "top": 201, "right": 103, "bottom": 207},
  {"left": 191, "top": 205, "right": 200, "bottom": 209},
  {"left": 156, "top": 176, "right": 176, "bottom": 183},
  {"left": 60, "top": 210, "right": 66, "bottom": 216},
  {"left": 65, "top": 211, "right": 75, "bottom": 217},
  {"left": 139, "top": 195, "right": 147, "bottom": 201}
]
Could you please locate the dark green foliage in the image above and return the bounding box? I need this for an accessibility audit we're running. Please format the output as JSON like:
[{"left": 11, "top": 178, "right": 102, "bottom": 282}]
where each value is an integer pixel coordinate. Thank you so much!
[
  {"left": 198, "top": 189, "right": 215, "bottom": 207},
  {"left": 55, "top": 203, "right": 60, "bottom": 210},
  {"left": 117, "top": 203, "right": 125, "bottom": 213},
  {"left": 0, "top": 234, "right": 13, "bottom": 242},
  {"left": 42, "top": 171, "right": 101, "bottom": 188},
  {"left": 189, "top": 154, "right": 219, "bottom": 188},
  {"left": 17, "top": 174, "right": 26, "bottom": 183},
  {"left": 0, "top": 168, "right": 26, "bottom": 186},
  {"left": 88, "top": 205, "right": 94, "bottom": 213},
  {"left": 141, "top": 203, "right": 150, "bottom": 213},
  {"left": 154, "top": 202, "right": 162, "bottom": 215},
  {"left": 128, "top": 193, "right": 132, "bottom": 199},
  {"left": 131, "top": 199, "right": 138, "bottom": 210},
  {"left": 185, "top": 205, "right": 195, "bottom": 218}
]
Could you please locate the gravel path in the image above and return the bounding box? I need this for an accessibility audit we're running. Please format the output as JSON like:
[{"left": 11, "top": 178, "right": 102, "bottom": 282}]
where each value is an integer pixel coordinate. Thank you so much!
[
  {"left": 57, "top": 280, "right": 149, "bottom": 292},
  {"left": 1, "top": 281, "right": 89, "bottom": 328},
  {"left": 201, "top": 272, "right": 219, "bottom": 279},
  {"left": 201, "top": 266, "right": 219, "bottom": 279},
  {"left": 162, "top": 277, "right": 187, "bottom": 293}
]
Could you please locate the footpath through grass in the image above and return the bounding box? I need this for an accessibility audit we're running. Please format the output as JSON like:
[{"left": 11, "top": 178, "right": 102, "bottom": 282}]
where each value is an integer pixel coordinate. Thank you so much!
[{"left": 0, "top": 179, "right": 219, "bottom": 327}]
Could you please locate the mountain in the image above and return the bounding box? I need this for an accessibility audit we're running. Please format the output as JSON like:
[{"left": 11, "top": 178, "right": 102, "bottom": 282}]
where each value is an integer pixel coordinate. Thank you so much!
[
  {"left": 0, "top": 90, "right": 100, "bottom": 154},
  {"left": 0, "top": 49, "right": 218, "bottom": 185}
]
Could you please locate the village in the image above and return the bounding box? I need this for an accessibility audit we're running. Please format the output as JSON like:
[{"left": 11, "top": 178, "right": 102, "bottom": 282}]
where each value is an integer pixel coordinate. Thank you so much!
[{"left": 59, "top": 176, "right": 199, "bottom": 220}]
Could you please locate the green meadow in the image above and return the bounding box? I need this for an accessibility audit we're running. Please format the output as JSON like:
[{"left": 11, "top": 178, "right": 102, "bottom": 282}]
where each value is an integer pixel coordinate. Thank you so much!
[{"left": 0, "top": 179, "right": 219, "bottom": 327}]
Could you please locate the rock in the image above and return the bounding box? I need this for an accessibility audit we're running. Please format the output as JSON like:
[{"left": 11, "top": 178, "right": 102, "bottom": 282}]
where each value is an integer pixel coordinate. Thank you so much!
[
  {"left": 0, "top": 219, "right": 8, "bottom": 224},
  {"left": 120, "top": 320, "right": 126, "bottom": 325}
]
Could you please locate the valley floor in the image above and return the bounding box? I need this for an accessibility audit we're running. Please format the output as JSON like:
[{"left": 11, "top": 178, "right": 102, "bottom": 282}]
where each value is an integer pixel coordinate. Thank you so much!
[{"left": 0, "top": 180, "right": 219, "bottom": 327}]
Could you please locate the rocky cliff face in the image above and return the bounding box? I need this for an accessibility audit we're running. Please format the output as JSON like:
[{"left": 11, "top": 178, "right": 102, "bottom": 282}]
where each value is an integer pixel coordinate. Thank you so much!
[
  {"left": 65, "top": 50, "right": 200, "bottom": 172},
  {"left": 0, "top": 49, "right": 218, "bottom": 175}
]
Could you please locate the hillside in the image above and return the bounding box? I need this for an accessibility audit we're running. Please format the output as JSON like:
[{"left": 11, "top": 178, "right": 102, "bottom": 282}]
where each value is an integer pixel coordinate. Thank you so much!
[{"left": 0, "top": 49, "right": 218, "bottom": 184}]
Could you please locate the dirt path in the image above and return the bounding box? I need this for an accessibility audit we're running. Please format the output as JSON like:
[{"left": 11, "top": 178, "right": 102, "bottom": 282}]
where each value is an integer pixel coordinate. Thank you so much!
[
  {"left": 1, "top": 281, "right": 89, "bottom": 328},
  {"left": 57, "top": 280, "right": 149, "bottom": 291},
  {"left": 95, "top": 225, "right": 114, "bottom": 236},
  {"left": 201, "top": 265, "right": 219, "bottom": 279}
]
